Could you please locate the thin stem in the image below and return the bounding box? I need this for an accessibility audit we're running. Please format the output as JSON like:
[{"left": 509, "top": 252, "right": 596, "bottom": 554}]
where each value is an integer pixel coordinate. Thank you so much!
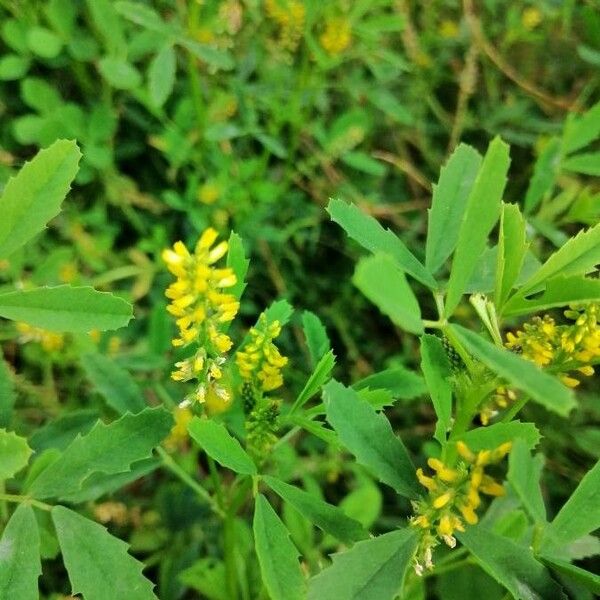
[
  {"left": 425, "top": 557, "right": 474, "bottom": 578},
  {"left": 157, "top": 447, "right": 225, "bottom": 517},
  {"left": 501, "top": 395, "right": 530, "bottom": 423},
  {"left": 0, "top": 493, "right": 52, "bottom": 512}
]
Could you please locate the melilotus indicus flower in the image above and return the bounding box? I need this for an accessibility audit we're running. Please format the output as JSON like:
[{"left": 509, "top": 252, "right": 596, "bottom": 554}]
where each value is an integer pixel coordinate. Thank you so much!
[
  {"left": 320, "top": 17, "right": 352, "bottom": 55},
  {"left": 410, "top": 441, "right": 511, "bottom": 576},
  {"left": 265, "top": 0, "right": 305, "bottom": 55},
  {"left": 236, "top": 314, "right": 288, "bottom": 459},
  {"left": 479, "top": 303, "right": 600, "bottom": 424},
  {"left": 162, "top": 227, "right": 239, "bottom": 410}
]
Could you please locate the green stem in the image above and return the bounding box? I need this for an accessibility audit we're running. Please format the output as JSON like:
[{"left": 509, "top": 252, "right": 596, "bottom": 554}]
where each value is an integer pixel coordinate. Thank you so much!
[
  {"left": 426, "top": 557, "right": 474, "bottom": 578},
  {"left": 157, "top": 447, "right": 224, "bottom": 517},
  {"left": 0, "top": 493, "right": 52, "bottom": 512},
  {"left": 224, "top": 510, "right": 239, "bottom": 600},
  {"left": 501, "top": 394, "right": 530, "bottom": 422}
]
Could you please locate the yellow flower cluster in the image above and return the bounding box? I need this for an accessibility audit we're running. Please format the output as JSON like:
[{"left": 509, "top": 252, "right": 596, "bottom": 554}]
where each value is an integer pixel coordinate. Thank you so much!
[
  {"left": 320, "top": 17, "right": 352, "bottom": 55},
  {"left": 506, "top": 304, "right": 600, "bottom": 388},
  {"left": 411, "top": 441, "right": 511, "bottom": 575},
  {"left": 15, "top": 322, "right": 65, "bottom": 352},
  {"left": 162, "top": 228, "right": 239, "bottom": 406},
  {"left": 265, "top": 0, "right": 305, "bottom": 54},
  {"left": 236, "top": 316, "right": 288, "bottom": 392}
]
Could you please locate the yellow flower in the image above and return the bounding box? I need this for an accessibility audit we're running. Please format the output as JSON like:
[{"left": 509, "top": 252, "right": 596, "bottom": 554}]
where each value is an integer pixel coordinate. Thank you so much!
[
  {"left": 320, "top": 17, "right": 352, "bottom": 55},
  {"left": 16, "top": 322, "right": 65, "bottom": 352},
  {"left": 522, "top": 7, "right": 542, "bottom": 30},
  {"left": 439, "top": 19, "right": 459, "bottom": 39},
  {"left": 163, "top": 228, "right": 240, "bottom": 409},
  {"left": 198, "top": 181, "right": 221, "bottom": 205},
  {"left": 411, "top": 441, "right": 510, "bottom": 575},
  {"left": 236, "top": 316, "right": 288, "bottom": 392},
  {"left": 164, "top": 405, "right": 194, "bottom": 451}
]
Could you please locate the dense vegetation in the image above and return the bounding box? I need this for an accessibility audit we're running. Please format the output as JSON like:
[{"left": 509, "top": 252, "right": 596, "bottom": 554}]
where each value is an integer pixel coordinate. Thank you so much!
[{"left": 0, "top": 1, "right": 599, "bottom": 599}]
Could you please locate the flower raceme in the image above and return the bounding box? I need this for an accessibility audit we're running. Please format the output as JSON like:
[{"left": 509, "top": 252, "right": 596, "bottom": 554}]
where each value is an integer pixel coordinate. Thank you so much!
[
  {"left": 162, "top": 228, "right": 239, "bottom": 408},
  {"left": 236, "top": 315, "right": 288, "bottom": 392},
  {"left": 411, "top": 441, "right": 511, "bottom": 575}
]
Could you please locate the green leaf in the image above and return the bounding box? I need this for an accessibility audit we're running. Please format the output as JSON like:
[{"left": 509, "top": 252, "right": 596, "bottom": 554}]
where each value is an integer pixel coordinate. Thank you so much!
[
  {"left": 262, "top": 476, "right": 367, "bottom": 544},
  {"left": 253, "top": 494, "right": 305, "bottom": 600},
  {"left": 0, "top": 54, "right": 30, "bottom": 80},
  {"left": 26, "top": 26, "right": 63, "bottom": 58},
  {"left": 0, "top": 286, "right": 133, "bottom": 332},
  {"left": 353, "top": 366, "right": 426, "bottom": 400},
  {"left": 563, "top": 101, "right": 600, "bottom": 154},
  {"left": 524, "top": 138, "right": 561, "bottom": 214},
  {"left": 29, "top": 407, "right": 173, "bottom": 500},
  {"left": 456, "top": 421, "right": 540, "bottom": 452},
  {"left": 540, "top": 557, "right": 600, "bottom": 595},
  {"left": 53, "top": 506, "right": 157, "bottom": 600},
  {"left": 114, "top": 1, "right": 170, "bottom": 32},
  {"left": 0, "top": 429, "right": 32, "bottom": 480},
  {"left": 29, "top": 409, "right": 98, "bottom": 453},
  {"left": 226, "top": 231, "right": 249, "bottom": 302},
  {"left": 148, "top": 45, "right": 176, "bottom": 107},
  {"left": 495, "top": 203, "right": 528, "bottom": 309},
  {"left": 503, "top": 275, "right": 600, "bottom": 316},
  {"left": 425, "top": 143, "right": 482, "bottom": 273},
  {"left": 21, "top": 77, "right": 62, "bottom": 114},
  {"left": 353, "top": 254, "right": 423, "bottom": 334},
  {"left": 178, "top": 39, "right": 234, "bottom": 70},
  {"left": 508, "top": 439, "right": 547, "bottom": 523},
  {"left": 420, "top": 335, "right": 452, "bottom": 443},
  {"left": 188, "top": 418, "right": 256, "bottom": 475},
  {"left": 98, "top": 57, "right": 142, "bottom": 90},
  {"left": 180, "top": 558, "right": 228, "bottom": 600},
  {"left": 457, "top": 527, "right": 566, "bottom": 600},
  {"left": 543, "top": 458, "right": 600, "bottom": 547},
  {"left": 324, "top": 380, "right": 420, "bottom": 498},
  {"left": 327, "top": 199, "right": 436, "bottom": 288},
  {"left": 291, "top": 350, "right": 336, "bottom": 414},
  {"left": 0, "top": 139, "right": 81, "bottom": 259},
  {"left": 562, "top": 152, "right": 600, "bottom": 176},
  {"left": 445, "top": 137, "right": 511, "bottom": 316},
  {"left": 0, "top": 349, "right": 15, "bottom": 427},
  {"left": 81, "top": 353, "right": 146, "bottom": 415},
  {"left": 341, "top": 151, "right": 386, "bottom": 177},
  {"left": 450, "top": 325, "right": 575, "bottom": 417},
  {"left": 85, "top": 0, "right": 126, "bottom": 54},
  {"left": 0, "top": 505, "right": 41, "bottom": 600},
  {"left": 261, "top": 299, "right": 294, "bottom": 328},
  {"left": 307, "top": 528, "right": 418, "bottom": 600},
  {"left": 302, "top": 310, "right": 331, "bottom": 366},
  {"left": 512, "top": 221, "right": 600, "bottom": 301}
]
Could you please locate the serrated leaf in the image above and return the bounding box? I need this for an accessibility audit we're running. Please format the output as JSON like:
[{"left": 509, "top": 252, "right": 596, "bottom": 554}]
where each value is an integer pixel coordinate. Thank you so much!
[
  {"left": 0, "top": 139, "right": 81, "bottom": 259},
  {"left": 286, "top": 414, "right": 339, "bottom": 447},
  {"left": 0, "top": 286, "right": 133, "bottom": 332},
  {"left": 327, "top": 199, "right": 436, "bottom": 288},
  {"left": 456, "top": 421, "right": 541, "bottom": 452},
  {"left": 0, "top": 504, "right": 41, "bottom": 600},
  {"left": 457, "top": 527, "right": 566, "bottom": 600},
  {"left": 324, "top": 380, "right": 420, "bottom": 498},
  {"left": 543, "top": 458, "right": 600, "bottom": 548},
  {"left": 425, "top": 143, "right": 482, "bottom": 273},
  {"left": 512, "top": 221, "right": 600, "bottom": 301},
  {"left": 302, "top": 311, "right": 331, "bottom": 366},
  {"left": 503, "top": 276, "right": 600, "bottom": 316},
  {"left": 0, "top": 429, "right": 32, "bottom": 480},
  {"left": 29, "top": 409, "right": 98, "bottom": 452},
  {"left": 563, "top": 101, "right": 600, "bottom": 154},
  {"left": 524, "top": 138, "right": 561, "bottom": 214},
  {"left": 253, "top": 494, "right": 305, "bottom": 600},
  {"left": 81, "top": 353, "right": 146, "bottom": 415},
  {"left": 291, "top": 350, "right": 336, "bottom": 413},
  {"left": 226, "top": 231, "right": 249, "bottom": 302},
  {"left": 353, "top": 366, "right": 426, "bottom": 400},
  {"left": 445, "top": 137, "right": 510, "bottom": 316},
  {"left": 263, "top": 476, "right": 366, "bottom": 544},
  {"left": 261, "top": 299, "right": 294, "bottom": 328},
  {"left": 353, "top": 253, "right": 423, "bottom": 334},
  {"left": 53, "top": 506, "right": 157, "bottom": 600},
  {"left": 307, "top": 528, "right": 418, "bottom": 600},
  {"left": 450, "top": 325, "right": 575, "bottom": 417},
  {"left": 0, "top": 349, "right": 15, "bottom": 427},
  {"left": 188, "top": 417, "right": 256, "bottom": 475},
  {"left": 495, "top": 203, "right": 528, "bottom": 309},
  {"left": 148, "top": 44, "right": 176, "bottom": 107},
  {"left": 420, "top": 335, "right": 452, "bottom": 443},
  {"left": 508, "top": 439, "right": 547, "bottom": 523},
  {"left": 29, "top": 407, "right": 173, "bottom": 500}
]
